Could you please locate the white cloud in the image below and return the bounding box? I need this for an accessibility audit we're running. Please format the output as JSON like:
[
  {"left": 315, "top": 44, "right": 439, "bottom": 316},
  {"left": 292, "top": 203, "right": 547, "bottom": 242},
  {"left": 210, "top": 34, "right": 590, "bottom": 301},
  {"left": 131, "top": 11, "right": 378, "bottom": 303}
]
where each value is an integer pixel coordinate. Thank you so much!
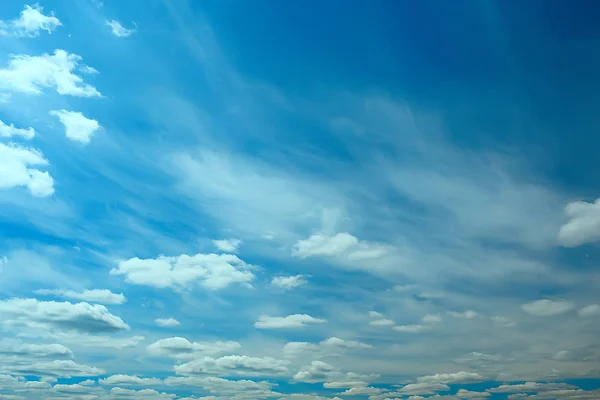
[
  {"left": 337, "top": 386, "right": 382, "bottom": 396},
  {"left": 106, "top": 20, "right": 136, "bottom": 37},
  {"left": 521, "top": 299, "right": 574, "bottom": 317},
  {"left": 0, "top": 298, "right": 129, "bottom": 333},
  {"left": 394, "top": 382, "right": 450, "bottom": 395},
  {"left": 174, "top": 355, "right": 289, "bottom": 377},
  {"left": 368, "top": 311, "right": 383, "bottom": 318},
  {"left": 293, "top": 361, "right": 336, "bottom": 383},
  {"left": 292, "top": 232, "right": 387, "bottom": 260},
  {"left": 491, "top": 316, "right": 516, "bottom": 328},
  {"left": 154, "top": 318, "right": 180, "bottom": 327},
  {"left": 254, "top": 314, "right": 326, "bottom": 329},
  {"left": 33, "top": 289, "right": 126, "bottom": 305},
  {"left": 369, "top": 319, "right": 395, "bottom": 327},
  {"left": 422, "top": 314, "right": 442, "bottom": 323},
  {"left": 448, "top": 310, "right": 478, "bottom": 319},
  {"left": 0, "top": 50, "right": 101, "bottom": 97},
  {"left": 0, "top": 143, "right": 54, "bottom": 197},
  {"left": 577, "top": 304, "right": 600, "bottom": 318},
  {"left": 111, "top": 252, "right": 255, "bottom": 290},
  {"left": 212, "top": 238, "right": 242, "bottom": 252},
  {"left": 49, "top": 110, "right": 100, "bottom": 144},
  {"left": 99, "top": 375, "right": 162, "bottom": 386},
  {"left": 558, "top": 198, "right": 600, "bottom": 247},
  {"left": 392, "top": 324, "right": 429, "bottom": 333},
  {"left": 164, "top": 376, "right": 279, "bottom": 398},
  {"left": 0, "top": 4, "right": 61, "bottom": 37},
  {"left": 0, "top": 120, "right": 35, "bottom": 139},
  {"left": 2, "top": 360, "right": 104, "bottom": 378},
  {"left": 105, "top": 387, "right": 176, "bottom": 399},
  {"left": 487, "top": 382, "right": 576, "bottom": 393},
  {"left": 271, "top": 275, "right": 308, "bottom": 290},
  {"left": 147, "top": 337, "right": 241, "bottom": 359},
  {"left": 417, "top": 371, "right": 486, "bottom": 384},
  {"left": 0, "top": 340, "right": 73, "bottom": 358}
]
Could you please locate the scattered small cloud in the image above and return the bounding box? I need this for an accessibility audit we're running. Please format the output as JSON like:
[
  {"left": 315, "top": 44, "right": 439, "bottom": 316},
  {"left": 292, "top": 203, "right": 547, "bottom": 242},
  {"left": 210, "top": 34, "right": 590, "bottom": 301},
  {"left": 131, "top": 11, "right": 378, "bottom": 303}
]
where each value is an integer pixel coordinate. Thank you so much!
[
  {"left": 154, "top": 318, "right": 181, "bottom": 327},
  {"left": 212, "top": 238, "right": 242, "bottom": 253},
  {"left": 34, "top": 289, "right": 126, "bottom": 305},
  {"left": 49, "top": 110, "right": 100, "bottom": 145},
  {"left": 271, "top": 275, "right": 307, "bottom": 290},
  {"left": 254, "top": 314, "right": 326, "bottom": 329},
  {"left": 0, "top": 120, "right": 35, "bottom": 140},
  {"left": 0, "top": 4, "right": 61, "bottom": 37},
  {"left": 106, "top": 20, "right": 136, "bottom": 37},
  {"left": 521, "top": 299, "right": 574, "bottom": 317}
]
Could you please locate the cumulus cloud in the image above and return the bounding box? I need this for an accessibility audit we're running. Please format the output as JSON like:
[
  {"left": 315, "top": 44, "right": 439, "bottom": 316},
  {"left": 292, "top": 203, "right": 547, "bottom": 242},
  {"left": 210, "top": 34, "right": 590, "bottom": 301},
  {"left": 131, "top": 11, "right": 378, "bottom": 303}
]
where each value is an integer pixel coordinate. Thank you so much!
[
  {"left": 417, "top": 371, "right": 486, "bottom": 384},
  {"left": 448, "top": 310, "right": 478, "bottom": 319},
  {"left": 105, "top": 387, "right": 175, "bottom": 399},
  {"left": 154, "top": 318, "right": 180, "bottom": 327},
  {"left": 0, "top": 120, "right": 35, "bottom": 139},
  {"left": 393, "top": 324, "right": 429, "bottom": 333},
  {"left": 99, "top": 374, "right": 162, "bottom": 386},
  {"left": 577, "top": 304, "right": 600, "bottom": 318},
  {"left": 284, "top": 337, "right": 371, "bottom": 358},
  {"left": 369, "top": 318, "right": 395, "bottom": 327},
  {"left": 271, "top": 275, "right": 308, "bottom": 290},
  {"left": 2, "top": 360, "right": 104, "bottom": 378},
  {"left": 0, "top": 4, "right": 61, "bottom": 37},
  {"left": 0, "top": 50, "right": 101, "bottom": 97},
  {"left": 254, "top": 314, "right": 326, "bottom": 329},
  {"left": 294, "top": 361, "right": 336, "bottom": 383},
  {"left": 147, "top": 337, "right": 241, "bottom": 360},
  {"left": 558, "top": 198, "right": 600, "bottom": 247},
  {"left": 0, "top": 143, "right": 54, "bottom": 197},
  {"left": 292, "top": 232, "right": 387, "bottom": 260},
  {"left": 33, "top": 289, "right": 126, "bottom": 305},
  {"left": 110, "top": 252, "right": 255, "bottom": 290},
  {"left": 49, "top": 110, "right": 100, "bottom": 144},
  {"left": 165, "top": 376, "right": 279, "bottom": 398},
  {"left": 212, "top": 238, "right": 242, "bottom": 253},
  {"left": 521, "top": 299, "right": 574, "bottom": 317},
  {"left": 0, "top": 340, "right": 73, "bottom": 358},
  {"left": 106, "top": 20, "right": 136, "bottom": 37},
  {"left": 0, "top": 298, "right": 129, "bottom": 333},
  {"left": 174, "top": 355, "right": 289, "bottom": 377},
  {"left": 487, "top": 381, "right": 576, "bottom": 393}
]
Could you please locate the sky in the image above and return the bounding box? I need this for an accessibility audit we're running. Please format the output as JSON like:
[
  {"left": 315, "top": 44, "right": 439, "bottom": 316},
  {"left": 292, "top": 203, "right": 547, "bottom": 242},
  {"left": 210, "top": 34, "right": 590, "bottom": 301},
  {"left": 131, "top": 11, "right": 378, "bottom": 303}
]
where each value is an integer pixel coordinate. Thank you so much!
[{"left": 1, "top": 0, "right": 600, "bottom": 399}]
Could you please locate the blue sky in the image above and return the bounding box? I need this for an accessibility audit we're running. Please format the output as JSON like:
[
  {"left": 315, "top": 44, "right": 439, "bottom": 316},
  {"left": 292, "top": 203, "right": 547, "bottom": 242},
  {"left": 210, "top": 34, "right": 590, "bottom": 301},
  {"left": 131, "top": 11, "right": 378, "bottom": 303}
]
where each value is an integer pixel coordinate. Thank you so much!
[{"left": 1, "top": 0, "right": 600, "bottom": 399}]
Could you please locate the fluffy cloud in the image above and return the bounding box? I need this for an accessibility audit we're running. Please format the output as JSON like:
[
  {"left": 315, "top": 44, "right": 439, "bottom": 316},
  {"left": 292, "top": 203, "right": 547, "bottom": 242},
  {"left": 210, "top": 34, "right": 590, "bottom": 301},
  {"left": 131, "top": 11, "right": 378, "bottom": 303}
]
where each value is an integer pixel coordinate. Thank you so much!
[
  {"left": 271, "top": 275, "right": 308, "bottom": 290},
  {"left": 0, "top": 298, "right": 129, "bottom": 333},
  {"left": 154, "top": 318, "right": 180, "bottom": 327},
  {"left": 165, "top": 376, "right": 279, "bottom": 398},
  {"left": 0, "top": 143, "right": 54, "bottom": 197},
  {"left": 393, "top": 324, "right": 429, "bottom": 333},
  {"left": 448, "top": 310, "right": 478, "bottom": 319},
  {"left": 558, "top": 198, "right": 600, "bottom": 247},
  {"left": 521, "top": 299, "right": 574, "bottom": 317},
  {"left": 577, "top": 304, "right": 600, "bottom": 318},
  {"left": 417, "top": 371, "right": 486, "bottom": 384},
  {"left": 106, "top": 20, "right": 136, "bottom": 37},
  {"left": 212, "top": 238, "right": 242, "bottom": 252},
  {"left": 395, "top": 382, "right": 450, "bottom": 395},
  {"left": 0, "top": 4, "right": 61, "bottom": 37},
  {"left": 174, "top": 355, "right": 289, "bottom": 377},
  {"left": 0, "top": 50, "right": 101, "bottom": 97},
  {"left": 99, "top": 374, "right": 162, "bottom": 386},
  {"left": 293, "top": 361, "right": 336, "bottom": 383},
  {"left": 0, "top": 120, "right": 35, "bottom": 139},
  {"left": 292, "top": 232, "right": 387, "bottom": 260},
  {"left": 487, "top": 382, "right": 577, "bottom": 393},
  {"left": 283, "top": 337, "right": 371, "bottom": 358},
  {"left": 34, "top": 289, "right": 126, "bottom": 305},
  {"left": 111, "top": 253, "right": 255, "bottom": 290},
  {"left": 0, "top": 340, "right": 73, "bottom": 358},
  {"left": 147, "top": 337, "right": 241, "bottom": 359},
  {"left": 49, "top": 110, "right": 100, "bottom": 144},
  {"left": 254, "top": 314, "right": 326, "bottom": 329},
  {"left": 2, "top": 360, "right": 104, "bottom": 378},
  {"left": 369, "top": 318, "right": 395, "bottom": 327},
  {"left": 422, "top": 314, "right": 443, "bottom": 323},
  {"left": 105, "top": 387, "right": 175, "bottom": 399}
]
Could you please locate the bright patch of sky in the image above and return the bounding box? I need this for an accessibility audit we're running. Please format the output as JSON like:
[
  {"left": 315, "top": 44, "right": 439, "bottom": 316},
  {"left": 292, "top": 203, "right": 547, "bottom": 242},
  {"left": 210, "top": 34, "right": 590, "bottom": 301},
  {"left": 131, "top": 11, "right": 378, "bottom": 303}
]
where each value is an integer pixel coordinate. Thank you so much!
[{"left": 1, "top": 0, "right": 600, "bottom": 399}]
